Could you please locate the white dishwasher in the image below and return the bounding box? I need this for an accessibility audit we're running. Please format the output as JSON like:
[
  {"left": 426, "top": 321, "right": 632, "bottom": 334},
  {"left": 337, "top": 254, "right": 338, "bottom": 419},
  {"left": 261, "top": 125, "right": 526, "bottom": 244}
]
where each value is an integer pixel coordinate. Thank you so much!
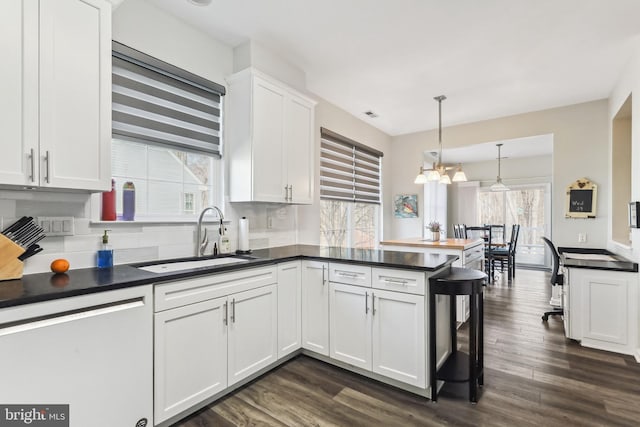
[{"left": 0, "top": 286, "right": 153, "bottom": 427}]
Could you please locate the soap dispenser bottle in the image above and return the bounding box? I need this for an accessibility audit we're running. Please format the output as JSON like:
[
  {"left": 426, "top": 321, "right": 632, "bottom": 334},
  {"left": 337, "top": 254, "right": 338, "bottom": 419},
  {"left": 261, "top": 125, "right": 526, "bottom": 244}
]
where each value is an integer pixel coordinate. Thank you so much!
[{"left": 97, "top": 230, "right": 113, "bottom": 269}]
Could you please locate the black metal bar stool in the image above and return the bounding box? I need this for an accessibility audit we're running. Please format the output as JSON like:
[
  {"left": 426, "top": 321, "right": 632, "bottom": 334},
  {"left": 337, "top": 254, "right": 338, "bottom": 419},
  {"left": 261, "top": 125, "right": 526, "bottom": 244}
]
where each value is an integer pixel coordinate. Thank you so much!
[{"left": 429, "top": 267, "right": 486, "bottom": 403}]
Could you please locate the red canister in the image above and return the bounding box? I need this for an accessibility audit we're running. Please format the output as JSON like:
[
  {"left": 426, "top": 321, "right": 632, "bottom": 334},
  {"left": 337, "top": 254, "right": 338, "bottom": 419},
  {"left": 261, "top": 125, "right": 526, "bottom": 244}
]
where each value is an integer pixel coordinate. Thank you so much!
[{"left": 101, "top": 179, "right": 116, "bottom": 221}]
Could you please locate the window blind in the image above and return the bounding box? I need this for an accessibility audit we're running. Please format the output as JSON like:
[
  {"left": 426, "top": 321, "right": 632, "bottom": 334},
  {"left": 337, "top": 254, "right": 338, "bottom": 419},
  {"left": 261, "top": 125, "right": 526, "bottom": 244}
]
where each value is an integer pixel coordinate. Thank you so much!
[
  {"left": 320, "top": 128, "right": 383, "bottom": 204},
  {"left": 112, "top": 42, "right": 225, "bottom": 156}
]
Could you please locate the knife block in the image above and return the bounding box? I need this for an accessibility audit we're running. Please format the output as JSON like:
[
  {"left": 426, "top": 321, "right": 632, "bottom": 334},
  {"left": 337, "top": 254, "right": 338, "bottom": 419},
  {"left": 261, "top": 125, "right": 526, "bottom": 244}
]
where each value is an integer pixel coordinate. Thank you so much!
[{"left": 0, "top": 234, "right": 25, "bottom": 281}]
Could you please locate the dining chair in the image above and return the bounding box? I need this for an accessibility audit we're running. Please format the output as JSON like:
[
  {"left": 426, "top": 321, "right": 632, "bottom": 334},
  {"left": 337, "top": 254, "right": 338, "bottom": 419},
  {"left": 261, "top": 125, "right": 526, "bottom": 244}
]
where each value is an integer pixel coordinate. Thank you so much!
[
  {"left": 452, "top": 224, "right": 465, "bottom": 238},
  {"left": 490, "top": 224, "right": 520, "bottom": 281},
  {"left": 464, "top": 225, "right": 494, "bottom": 279},
  {"left": 485, "top": 224, "right": 505, "bottom": 245}
]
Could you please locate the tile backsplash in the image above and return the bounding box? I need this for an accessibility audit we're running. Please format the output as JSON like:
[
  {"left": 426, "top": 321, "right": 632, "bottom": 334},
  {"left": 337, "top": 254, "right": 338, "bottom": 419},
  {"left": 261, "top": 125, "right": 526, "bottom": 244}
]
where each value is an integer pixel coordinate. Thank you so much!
[{"left": 1, "top": 190, "right": 299, "bottom": 274}]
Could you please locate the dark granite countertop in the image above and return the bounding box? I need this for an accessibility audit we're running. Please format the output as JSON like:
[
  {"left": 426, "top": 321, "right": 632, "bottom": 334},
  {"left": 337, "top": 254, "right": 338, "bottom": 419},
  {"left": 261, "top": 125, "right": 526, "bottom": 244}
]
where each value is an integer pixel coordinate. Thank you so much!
[
  {"left": 0, "top": 244, "right": 457, "bottom": 309},
  {"left": 558, "top": 246, "right": 638, "bottom": 272}
]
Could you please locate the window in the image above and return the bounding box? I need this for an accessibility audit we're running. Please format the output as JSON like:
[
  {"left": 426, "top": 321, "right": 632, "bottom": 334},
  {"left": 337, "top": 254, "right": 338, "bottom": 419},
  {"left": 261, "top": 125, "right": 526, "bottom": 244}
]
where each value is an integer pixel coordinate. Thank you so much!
[
  {"left": 184, "top": 193, "right": 195, "bottom": 214},
  {"left": 319, "top": 128, "right": 383, "bottom": 248},
  {"left": 110, "top": 42, "right": 225, "bottom": 219}
]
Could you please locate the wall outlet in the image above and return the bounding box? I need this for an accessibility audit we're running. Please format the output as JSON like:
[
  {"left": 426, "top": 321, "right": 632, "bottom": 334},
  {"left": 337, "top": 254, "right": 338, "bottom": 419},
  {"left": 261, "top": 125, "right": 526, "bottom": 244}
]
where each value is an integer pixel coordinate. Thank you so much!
[
  {"left": 577, "top": 233, "right": 587, "bottom": 243},
  {"left": 39, "top": 216, "right": 75, "bottom": 236}
]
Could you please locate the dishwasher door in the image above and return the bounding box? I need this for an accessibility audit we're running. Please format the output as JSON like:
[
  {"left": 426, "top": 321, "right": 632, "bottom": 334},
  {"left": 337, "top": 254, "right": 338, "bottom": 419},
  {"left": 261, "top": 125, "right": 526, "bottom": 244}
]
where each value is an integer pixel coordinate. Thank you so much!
[{"left": 0, "top": 286, "right": 153, "bottom": 427}]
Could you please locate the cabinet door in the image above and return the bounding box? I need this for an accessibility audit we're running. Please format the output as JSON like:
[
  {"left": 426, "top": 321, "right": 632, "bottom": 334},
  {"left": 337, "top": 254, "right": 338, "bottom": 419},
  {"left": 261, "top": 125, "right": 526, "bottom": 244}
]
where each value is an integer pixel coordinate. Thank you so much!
[
  {"left": 329, "top": 282, "right": 372, "bottom": 370},
  {"left": 154, "top": 297, "right": 228, "bottom": 424},
  {"left": 251, "top": 76, "right": 287, "bottom": 202},
  {"left": 580, "top": 273, "right": 630, "bottom": 345},
  {"left": 38, "top": 0, "right": 111, "bottom": 191},
  {"left": 0, "top": 287, "right": 152, "bottom": 427},
  {"left": 301, "top": 260, "right": 330, "bottom": 355},
  {"left": 0, "top": 0, "right": 38, "bottom": 186},
  {"left": 278, "top": 261, "right": 302, "bottom": 358},
  {"left": 228, "top": 284, "right": 278, "bottom": 386},
  {"left": 372, "top": 289, "right": 425, "bottom": 387},
  {"left": 286, "top": 95, "right": 314, "bottom": 204}
]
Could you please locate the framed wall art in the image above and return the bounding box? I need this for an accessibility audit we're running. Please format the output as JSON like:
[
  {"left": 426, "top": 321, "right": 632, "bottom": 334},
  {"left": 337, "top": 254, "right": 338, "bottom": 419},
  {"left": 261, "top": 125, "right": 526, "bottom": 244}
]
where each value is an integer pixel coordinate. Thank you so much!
[{"left": 394, "top": 194, "right": 418, "bottom": 218}]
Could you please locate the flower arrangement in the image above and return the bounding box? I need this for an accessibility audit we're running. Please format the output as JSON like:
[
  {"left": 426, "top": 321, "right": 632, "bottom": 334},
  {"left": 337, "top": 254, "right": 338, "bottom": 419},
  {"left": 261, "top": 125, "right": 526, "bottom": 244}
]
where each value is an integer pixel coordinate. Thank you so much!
[{"left": 428, "top": 221, "right": 441, "bottom": 232}]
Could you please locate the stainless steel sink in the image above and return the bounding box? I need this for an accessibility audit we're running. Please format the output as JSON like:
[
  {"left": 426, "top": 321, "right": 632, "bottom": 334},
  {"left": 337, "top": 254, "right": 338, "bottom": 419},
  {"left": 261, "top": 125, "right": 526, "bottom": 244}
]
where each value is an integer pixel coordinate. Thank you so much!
[{"left": 137, "top": 256, "right": 250, "bottom": 273}]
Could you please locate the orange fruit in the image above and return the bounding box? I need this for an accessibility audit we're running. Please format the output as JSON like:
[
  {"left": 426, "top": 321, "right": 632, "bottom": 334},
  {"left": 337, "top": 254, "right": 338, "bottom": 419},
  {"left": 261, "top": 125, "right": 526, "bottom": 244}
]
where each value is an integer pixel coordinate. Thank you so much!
[{"left": 50, "top": 258, "right": 70, "bottom": 274}]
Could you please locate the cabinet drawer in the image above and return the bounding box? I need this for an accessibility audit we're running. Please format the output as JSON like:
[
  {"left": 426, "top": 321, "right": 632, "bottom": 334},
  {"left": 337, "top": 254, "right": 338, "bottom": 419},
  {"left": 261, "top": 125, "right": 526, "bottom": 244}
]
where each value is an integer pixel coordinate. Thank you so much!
[
  {"left": 329, "top": 263, "right": 371, "bottom": 287},
  {"left": 463, "top": 245, "right": 484, "bottom": 265},
  {"left": 154, "top": 266, "right": 277, "bottom": 312},
  {"left": 372, "top": 268, "right": 425, "bottom": 295}
]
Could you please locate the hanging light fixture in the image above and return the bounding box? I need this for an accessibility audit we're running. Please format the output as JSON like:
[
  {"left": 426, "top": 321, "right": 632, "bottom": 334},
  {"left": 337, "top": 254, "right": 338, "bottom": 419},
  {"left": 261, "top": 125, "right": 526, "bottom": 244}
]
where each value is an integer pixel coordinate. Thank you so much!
[
  {"left": 413, "top": 166, "right": 428, "bottom": 184},
  {"left": 490, "top": 143, "right": 509, "bottom": 191},
  {"left": 414, "top": 95, "right": 467, "bottom": 184},
  {"left": 452, "top": 163, "right": 467, "bottom": 182}
]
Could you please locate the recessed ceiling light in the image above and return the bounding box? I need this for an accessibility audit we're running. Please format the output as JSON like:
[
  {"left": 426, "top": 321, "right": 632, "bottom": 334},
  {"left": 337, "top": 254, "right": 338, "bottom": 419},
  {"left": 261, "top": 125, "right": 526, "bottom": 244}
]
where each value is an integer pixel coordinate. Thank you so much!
[
  {"left": 188, "top": 0, "right": 212, "bottom": 6},
  {"left": 364, "top": 111, "right": 378, "bottom": 118}
]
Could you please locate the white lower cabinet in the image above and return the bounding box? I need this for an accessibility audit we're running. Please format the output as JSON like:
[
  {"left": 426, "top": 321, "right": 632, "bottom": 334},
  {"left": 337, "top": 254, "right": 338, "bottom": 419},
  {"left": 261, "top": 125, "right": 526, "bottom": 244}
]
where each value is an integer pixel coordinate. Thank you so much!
[
  {"left": 565, "top": 267, "right": 638, "bottom": 355},
  {"left": 154, "top": 297, "right": 228, "bottom": 423},
  {"left": 228, "top": 284, "right": 278, "bottom": 386},
  {"left": 328, "top": 264, "right": 427, "bottom": 388},
  {"left": 372, "top": 289, "right": 425, "bottom": 387},
  {"left": 329, "top": 282, "right": 372, "bottom": 370},
  {"left": 302, "top": 260, "right": 330, "bottom": 355},
  {"left": 277, "top": 261, "right": 302, "bottom": 358},
  {"left": 0, "top": 286, "right": 153, "bottom": 427},
  {"left": 154, "top": 267, "right": 278, "bottom": 424}
]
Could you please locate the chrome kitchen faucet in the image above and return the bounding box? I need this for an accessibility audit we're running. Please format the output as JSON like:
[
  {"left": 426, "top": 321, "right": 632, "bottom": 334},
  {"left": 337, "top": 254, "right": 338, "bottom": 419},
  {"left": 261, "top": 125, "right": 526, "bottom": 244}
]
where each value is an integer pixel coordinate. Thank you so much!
[{"left": 195, "top": 206, "right": 224, "bottom": 257}]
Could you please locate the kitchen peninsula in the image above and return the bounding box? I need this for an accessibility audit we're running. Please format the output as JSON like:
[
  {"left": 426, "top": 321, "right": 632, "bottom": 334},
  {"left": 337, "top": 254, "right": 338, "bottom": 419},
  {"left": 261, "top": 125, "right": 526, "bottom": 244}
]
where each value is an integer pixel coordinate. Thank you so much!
[
  {"left": 380, "top": 237, "right": 484, "bottom": 322},
  {"left": 0, "top": 245, "right": 458, "bottom": 427}
]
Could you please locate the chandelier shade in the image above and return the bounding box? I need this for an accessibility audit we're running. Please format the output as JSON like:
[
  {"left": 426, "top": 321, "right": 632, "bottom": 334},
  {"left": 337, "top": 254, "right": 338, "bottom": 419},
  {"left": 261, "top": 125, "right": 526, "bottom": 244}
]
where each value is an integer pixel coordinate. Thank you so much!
[{"left": 414, "top": 96, "right": 467, "bottom": 185}]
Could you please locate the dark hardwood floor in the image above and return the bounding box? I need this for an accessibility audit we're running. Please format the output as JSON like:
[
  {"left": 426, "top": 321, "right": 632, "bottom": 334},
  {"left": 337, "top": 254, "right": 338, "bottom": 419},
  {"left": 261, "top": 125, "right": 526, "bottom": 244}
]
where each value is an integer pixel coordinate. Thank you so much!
[{"left": 175, "top": 269, "right": 640, "bottom": 426}]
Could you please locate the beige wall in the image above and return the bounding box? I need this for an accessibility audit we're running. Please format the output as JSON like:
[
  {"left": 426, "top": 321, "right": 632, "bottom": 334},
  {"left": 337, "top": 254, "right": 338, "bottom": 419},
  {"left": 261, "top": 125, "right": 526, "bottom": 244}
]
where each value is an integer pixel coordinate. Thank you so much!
[{"left": 390, "top": 100, "right": 609, "bottom": 247}]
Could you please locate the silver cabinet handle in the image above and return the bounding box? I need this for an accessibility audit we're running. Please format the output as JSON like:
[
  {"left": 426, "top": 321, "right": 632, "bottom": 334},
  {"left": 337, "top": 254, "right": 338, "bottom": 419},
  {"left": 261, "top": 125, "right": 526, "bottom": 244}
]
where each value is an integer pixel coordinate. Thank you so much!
[
  {"left": 365, "top": 292, "right": 369, "bottom": 314},
  {"left": 231, "top": 298, "right": 236, "bottom": 323},
  {"left": 322, "top": 264, "right": 326, "bottom": 286},
  {"left": 44, "top": 151, "right": 50, "bottom": 183},
  {"left": 337, "top": 271, "right": 359, "bottom": 278},
  {"left": 29, "top": 149, "right": 35, "bottom": 182},
  {"left": 223, "top": 301, "right": 228, "bottom": 325},
  {"left": 372, "top": 292, "right": 376, "bottom": 315},
  {"left": 382, "top": 277, "right": 408, "bottom": 285},
  {"left": 288, "top": 185, "right": 293, "bottom": 201},
  {"left": 284, "top": 185, "right": 289, "bottom": 201}
]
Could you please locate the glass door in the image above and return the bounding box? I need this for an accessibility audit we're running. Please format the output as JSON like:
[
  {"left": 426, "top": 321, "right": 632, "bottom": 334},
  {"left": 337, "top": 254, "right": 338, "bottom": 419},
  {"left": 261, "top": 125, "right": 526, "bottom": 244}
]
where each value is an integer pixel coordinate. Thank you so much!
[{"left": 478, "top": 183, "right": 550, "bottom": 267}]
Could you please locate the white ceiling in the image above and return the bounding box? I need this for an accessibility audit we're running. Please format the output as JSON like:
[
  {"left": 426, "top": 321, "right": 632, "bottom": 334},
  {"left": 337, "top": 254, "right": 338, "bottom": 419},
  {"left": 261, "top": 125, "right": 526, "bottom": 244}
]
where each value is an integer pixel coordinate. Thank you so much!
[
  {"left": 147, "top": 0, "right": 640, "bottom": 136},
  {"left": 436, "top": 134, "right": 554, "bottom": 164}
]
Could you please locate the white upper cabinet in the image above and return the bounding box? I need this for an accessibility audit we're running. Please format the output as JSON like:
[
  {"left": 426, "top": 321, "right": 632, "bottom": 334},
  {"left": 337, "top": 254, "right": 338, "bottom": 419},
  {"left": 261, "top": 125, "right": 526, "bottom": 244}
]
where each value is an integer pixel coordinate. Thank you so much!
[
  {"left": 227, "top": 68, "right": 316, "bottom": 204},
  {"left": 0, "top": 0, "right": 111, "bottom": 191}
]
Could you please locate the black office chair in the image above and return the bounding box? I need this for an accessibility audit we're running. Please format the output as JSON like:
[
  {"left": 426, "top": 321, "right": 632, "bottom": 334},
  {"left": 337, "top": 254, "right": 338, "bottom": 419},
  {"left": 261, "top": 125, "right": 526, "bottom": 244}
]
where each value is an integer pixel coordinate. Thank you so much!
[{"left": 541, "top": 237, "right": 564, "bottom": 321}]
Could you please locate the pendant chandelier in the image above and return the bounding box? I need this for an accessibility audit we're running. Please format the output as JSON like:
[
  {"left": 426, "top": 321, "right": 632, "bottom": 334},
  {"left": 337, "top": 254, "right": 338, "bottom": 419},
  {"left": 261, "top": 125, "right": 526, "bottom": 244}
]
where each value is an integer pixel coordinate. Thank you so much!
[
  {"left": 490, "top": 143, "right": 509, "bottom": 191},
  {"left": 414, "top": 95, "right": 467, "bottom": 184}
]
